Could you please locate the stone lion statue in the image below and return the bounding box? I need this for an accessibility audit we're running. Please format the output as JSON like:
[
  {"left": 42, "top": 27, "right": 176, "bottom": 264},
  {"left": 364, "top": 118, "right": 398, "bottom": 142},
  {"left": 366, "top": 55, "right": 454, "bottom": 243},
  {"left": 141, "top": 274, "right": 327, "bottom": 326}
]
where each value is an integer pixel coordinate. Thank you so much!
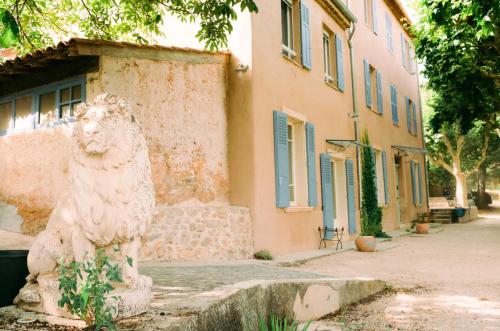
[{"left": 15, "top": 94, "right": 155, "bottom": 318}]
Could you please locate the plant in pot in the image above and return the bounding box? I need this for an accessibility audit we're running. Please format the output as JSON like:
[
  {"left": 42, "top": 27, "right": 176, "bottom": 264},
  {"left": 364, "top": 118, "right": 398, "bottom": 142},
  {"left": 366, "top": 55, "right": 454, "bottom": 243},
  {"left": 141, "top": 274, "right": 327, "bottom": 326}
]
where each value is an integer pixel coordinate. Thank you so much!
[
  {"left": 411, "top": 218, "right": 429, "bottom": 234},
  {"left": 355, "top": 133, "right": 383, "bottom": 252}
]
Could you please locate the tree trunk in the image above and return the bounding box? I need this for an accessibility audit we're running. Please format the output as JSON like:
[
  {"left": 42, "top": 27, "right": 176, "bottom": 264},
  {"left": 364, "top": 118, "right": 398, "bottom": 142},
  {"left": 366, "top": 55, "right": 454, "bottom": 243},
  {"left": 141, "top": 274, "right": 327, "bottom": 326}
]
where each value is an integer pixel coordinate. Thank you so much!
[
  {"left": 454, "top": 173, "right": 468, "bottom": 207},
  {"left": 478, "top": 164, "right": 487, "bottom": 194}
]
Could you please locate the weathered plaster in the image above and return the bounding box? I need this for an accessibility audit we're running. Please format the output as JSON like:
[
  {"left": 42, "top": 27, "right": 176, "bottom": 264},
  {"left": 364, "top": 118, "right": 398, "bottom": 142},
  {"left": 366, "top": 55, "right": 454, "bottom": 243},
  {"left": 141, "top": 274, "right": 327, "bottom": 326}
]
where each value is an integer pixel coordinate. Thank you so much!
[
  {"left": 0, "top": 127, "right": 72, "bottom": 234},
  {"left": 86, "top": 55, "right": 230, "bottom": 205}
]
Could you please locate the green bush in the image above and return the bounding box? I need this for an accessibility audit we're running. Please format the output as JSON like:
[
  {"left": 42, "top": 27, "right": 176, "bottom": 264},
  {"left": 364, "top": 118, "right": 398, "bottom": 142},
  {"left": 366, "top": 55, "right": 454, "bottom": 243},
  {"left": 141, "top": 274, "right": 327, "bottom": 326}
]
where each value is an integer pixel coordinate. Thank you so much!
[
  {"left": 58, "top": 248, "right": 131, "bottom": 330},
  {"left": 360, "top": 132, "right": 386, "bottom": 237},
  {"left": 253, "top": 250, "right": 274, "bottom": 260},
  {"left": 258, "top": 315, "right": 311, "bottom": 331}
]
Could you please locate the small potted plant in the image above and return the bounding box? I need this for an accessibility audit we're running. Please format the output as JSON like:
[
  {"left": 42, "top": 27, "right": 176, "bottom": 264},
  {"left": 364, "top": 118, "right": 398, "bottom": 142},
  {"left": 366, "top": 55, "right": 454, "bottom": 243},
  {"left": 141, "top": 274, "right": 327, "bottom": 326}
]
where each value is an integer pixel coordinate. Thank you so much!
[{"left": 412, "top": 218, "right": 429, "bottom": 234}]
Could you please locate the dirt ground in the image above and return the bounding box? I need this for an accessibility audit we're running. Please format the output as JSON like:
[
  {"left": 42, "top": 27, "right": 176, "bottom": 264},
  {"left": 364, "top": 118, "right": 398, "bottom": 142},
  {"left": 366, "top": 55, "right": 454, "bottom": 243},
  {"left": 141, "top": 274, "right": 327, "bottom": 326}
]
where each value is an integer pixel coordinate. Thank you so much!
[{"left": 298, "top": 204, "right": 500, "bottom": 330}]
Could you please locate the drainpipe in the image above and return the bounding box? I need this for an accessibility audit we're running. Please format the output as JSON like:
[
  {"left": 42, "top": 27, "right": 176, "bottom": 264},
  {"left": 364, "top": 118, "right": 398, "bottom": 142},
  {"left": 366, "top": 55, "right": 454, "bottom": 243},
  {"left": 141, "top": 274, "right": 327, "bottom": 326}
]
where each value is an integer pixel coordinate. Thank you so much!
[
  {"left": 348, "top": 22, "right": 362, "bottom": 210},
  {"left": 416, "top": 65, "right": 430, "bottom": 210}
]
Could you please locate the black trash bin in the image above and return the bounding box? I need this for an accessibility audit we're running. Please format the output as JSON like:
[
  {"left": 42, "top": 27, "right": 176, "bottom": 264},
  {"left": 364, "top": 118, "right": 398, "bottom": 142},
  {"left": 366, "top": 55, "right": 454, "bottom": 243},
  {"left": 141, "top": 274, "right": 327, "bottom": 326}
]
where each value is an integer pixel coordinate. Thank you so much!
[{"left": 0, "top": 250, "right": 29, "bottom": 307}]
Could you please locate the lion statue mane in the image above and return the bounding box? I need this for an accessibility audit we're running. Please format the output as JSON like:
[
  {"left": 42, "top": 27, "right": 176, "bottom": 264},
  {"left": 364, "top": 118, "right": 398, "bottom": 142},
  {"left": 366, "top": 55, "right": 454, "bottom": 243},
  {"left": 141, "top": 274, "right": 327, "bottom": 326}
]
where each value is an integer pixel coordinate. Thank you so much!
[{"left": 15, "top": 94, "right": 155, "bottom": 318}]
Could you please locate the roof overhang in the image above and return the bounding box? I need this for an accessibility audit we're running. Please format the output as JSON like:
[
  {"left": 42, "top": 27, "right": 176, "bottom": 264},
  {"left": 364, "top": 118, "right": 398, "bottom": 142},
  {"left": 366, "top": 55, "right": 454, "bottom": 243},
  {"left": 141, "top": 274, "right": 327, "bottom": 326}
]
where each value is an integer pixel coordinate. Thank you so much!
[
  {"left": 315, "top": 0, "right": 357, "bottom": 30},
  {"left": 0, "top": 38, "right": 229, "bottom": 97},
  {"left": 384, "top": 0, "right": 414, "bottom": 37}
]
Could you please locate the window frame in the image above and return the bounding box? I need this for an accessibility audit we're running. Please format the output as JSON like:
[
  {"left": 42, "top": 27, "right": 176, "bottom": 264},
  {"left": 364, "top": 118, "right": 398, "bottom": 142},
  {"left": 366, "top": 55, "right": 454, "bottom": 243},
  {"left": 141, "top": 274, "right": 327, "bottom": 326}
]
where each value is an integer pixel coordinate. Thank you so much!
[
  {"left": 368, "top": 65, "right": 378, "bottom": 112},
  {"left": 287, "top": 122, "right": 297, "bottom": 206},
  {"left": 281, "top": 0, "right": 296, "bottom": 58},
  {"left": 0, "top": 76, "right": 86, "bottom": 136},
  {"left": 322, "top": 27, "right": 338, "bottom": 87}
]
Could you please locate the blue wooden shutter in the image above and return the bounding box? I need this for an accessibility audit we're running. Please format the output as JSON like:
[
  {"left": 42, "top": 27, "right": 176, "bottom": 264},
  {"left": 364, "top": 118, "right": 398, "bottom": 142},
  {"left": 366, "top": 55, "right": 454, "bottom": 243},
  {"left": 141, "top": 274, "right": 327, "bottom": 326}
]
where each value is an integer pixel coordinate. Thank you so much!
[
  {"left": 372, "top": 0, "right": 378, "bottom": 33},
  {"left": 364, "top": 59, "right": 372, "bottom": 108},
  {"left": 410, "top": 160, "right": 416, "bottom": 205},
  {"left": 385, "top": 14, "right": 393, "bottom": 51},
  {"left": 412, "top": 102, "right": 417, "bottom": 136},
  {"left": 406, "top": 97, "right": 411, "bottom": 132},
  {"left": 381, "top": 151, "right": 389, "bottom": 205},
  {"left": 376, "top": 71, "right": 383, "bottom": 114},
  {"left": 364, "top": 0, "right": 369, "bottom": 23},
  {"left": 273, "top": 111, "right": 290, "bottom": 207},
  {"left": 417, "top": 163, "right": 423, "bottom": 205},
  {"left": 305, "top": 122, "right": 317, "bottom": 207},
  {"left": 336, "top": 34, "right": 345, "bottom": 92},
  {"left": 345, "top": 159, "right": 357, "bottom": 234},
  {"left": 401, "top": 33, "right": 406, "bottom": 68},
  {"left": 300, "top": 2, "right": 312, "bottom": 70},
  {"left": 320, "top": 153, "right": 334, "bottom": 238},
  {"left": 391, "top": 85, "right": 399, "bottom": 124}
]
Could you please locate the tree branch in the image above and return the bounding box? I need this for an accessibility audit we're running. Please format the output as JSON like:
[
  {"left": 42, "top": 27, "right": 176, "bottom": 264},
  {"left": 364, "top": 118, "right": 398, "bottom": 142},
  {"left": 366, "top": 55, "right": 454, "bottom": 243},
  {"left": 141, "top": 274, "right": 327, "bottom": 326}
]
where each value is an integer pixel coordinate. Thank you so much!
[
  {"left": 428, "top": 154, "right": 454, "bottom": 174},
  {"left": 465, "top": 130, "right": 490, "bottom": 176}
]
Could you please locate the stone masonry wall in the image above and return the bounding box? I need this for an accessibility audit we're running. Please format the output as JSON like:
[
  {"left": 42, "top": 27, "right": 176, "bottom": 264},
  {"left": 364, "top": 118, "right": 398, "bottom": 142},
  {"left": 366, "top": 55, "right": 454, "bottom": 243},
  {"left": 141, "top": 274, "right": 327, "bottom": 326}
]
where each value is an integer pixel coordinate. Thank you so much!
[{"left": 140, "top": 206, "right": 254, "bottom": 261}]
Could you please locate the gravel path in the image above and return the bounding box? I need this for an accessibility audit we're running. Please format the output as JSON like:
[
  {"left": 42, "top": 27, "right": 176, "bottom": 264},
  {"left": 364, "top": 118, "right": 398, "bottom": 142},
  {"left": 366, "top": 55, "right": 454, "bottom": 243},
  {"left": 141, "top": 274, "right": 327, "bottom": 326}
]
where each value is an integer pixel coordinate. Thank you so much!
[{"left": 297, "top": 205, "right": 500, "bottom": 331}]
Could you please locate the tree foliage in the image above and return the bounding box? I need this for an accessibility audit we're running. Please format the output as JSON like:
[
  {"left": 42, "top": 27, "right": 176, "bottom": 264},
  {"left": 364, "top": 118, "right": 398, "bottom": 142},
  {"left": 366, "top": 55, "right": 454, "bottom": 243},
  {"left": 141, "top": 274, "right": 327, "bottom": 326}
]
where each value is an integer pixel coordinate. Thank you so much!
[
  {"left": 0, "top": 0, "right": 258, "bottom": 53},
  {"left": 414, "top": 0, "right": 499, "bottom": 133}
]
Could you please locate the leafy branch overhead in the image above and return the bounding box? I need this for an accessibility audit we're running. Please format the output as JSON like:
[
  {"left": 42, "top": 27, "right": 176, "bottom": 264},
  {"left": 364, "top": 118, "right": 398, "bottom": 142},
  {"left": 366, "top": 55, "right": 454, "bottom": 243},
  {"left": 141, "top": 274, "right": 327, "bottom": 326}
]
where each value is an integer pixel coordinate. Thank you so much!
[
  {"left": 0, "top": 0, "right": 258, "bottom": 52},
  {"left": 413, "top": 0, "right": 499, "bottom": 133}
]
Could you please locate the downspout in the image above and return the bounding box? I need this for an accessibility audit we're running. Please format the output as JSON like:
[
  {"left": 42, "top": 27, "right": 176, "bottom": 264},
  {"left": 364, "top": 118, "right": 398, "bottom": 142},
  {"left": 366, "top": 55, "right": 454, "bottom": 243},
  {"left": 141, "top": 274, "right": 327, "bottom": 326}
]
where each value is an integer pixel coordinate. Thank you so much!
[
  {"left": 416, "top": 65, "right": 430, "bottom": 209},
  {"left": 348, "top": 22, "right": 362, "bottom": 210}
]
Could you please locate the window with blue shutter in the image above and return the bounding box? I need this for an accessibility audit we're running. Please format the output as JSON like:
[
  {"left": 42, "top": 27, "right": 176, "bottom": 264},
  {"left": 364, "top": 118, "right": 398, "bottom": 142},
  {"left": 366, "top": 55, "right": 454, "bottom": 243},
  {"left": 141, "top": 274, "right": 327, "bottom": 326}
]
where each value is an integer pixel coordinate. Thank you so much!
[
  {"left": 406, "top": 96, "right": 411, "bottom": 132},
  {"left": 410, "top": 160, "right": 417, "bottom": 205},
  {"left": 385, "top": 13, "right": 393, "bottom": 51},
  {"left": 417, "top": 162, "right": 423, "bottom": 205},
  {"left": 345, "top": 159, "right": 357, "bottom": 234},
  {"left": 401, "top": 33, "right": 406, "bottom": 68},
  {"left": 372, "top": 0, "right": 378, "bottom": 34},
  {"left": 412, "top": 102, "right": 417, "bottom": 136},
  {"left": 364, "top": 59, "right": 372, "bottom": 108},
  {"left": 336, "top": 34, "right": 345, "bottom": 92},
  {"left": 390, "top": 85, "right": 399, "bottom": 124},
  {"left": 300, "top": 1, "right": 312, "bottom": 70},
  {"left": 305, "top": 122, "right": 317, "bottom": 207},
  {"left": 320, "top": 153, "right": 334, "bottom": 238},
  {"left": 382, "top": 151, "right": 389, "bottom": 204},
  {"left": 376, "top": 71, "right": 383, "bottom": 114},
  {"left": 273, "top": 111, "right": 290, "bottom": 208}
]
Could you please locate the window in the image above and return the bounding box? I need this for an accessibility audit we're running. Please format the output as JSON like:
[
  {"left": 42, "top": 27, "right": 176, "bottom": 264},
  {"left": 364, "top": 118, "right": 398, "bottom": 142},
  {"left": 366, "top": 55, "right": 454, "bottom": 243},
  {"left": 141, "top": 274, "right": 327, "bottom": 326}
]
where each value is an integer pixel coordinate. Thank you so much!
[
  {"left": 390, "top": 84, "right": 398, "bottom": 125},
  {"left": 405, "top": 97, "right": 418, "bottom": 136},
  {"left": 330, "top": 160, "right": 337, "bottom": 219},
  {"left": 385, "top": 13, "right": 393, "bottom": 52},
  {"left": 281, "top": 0, "right": 294, "bottom": 57},
  {"left": 0, "top": 76, "right": 86, "bottom": 136},
  {"left": 273, "top": 110, "right": 317, "bottom": 209},
  {"left": 364, "top": 0, "right": 378, "bottom": 33},
  {"left": 323, "top": 29, "right": 336, "bottom": 84},
  {"left": 323, "top": 28, "right": 345, "bottom": 91},
  {"left": 374, "top": 150, "right": 387, "bottom": 206},
  {"left": 401, "top": 34, "right": 416, "bottom": 73},
  {"left": 410, "top": 160, "right": 423, "bottom": 206},
  {"left": 364, "top": 60, "right": 382, "bottom": 113},
  {"left": 281, "top": 0, "right": 311, "bottom": 68},
  {"left": 287, "top": 118, "right": 307, "bottom": 206}
]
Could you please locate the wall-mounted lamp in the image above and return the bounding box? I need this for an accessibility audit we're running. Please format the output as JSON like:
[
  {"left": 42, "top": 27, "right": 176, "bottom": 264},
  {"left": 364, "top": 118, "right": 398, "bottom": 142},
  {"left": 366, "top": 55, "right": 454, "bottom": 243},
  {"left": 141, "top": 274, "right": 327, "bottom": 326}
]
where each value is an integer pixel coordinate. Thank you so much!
[{"left": 235, "top": 63, "right": 249, "bottom": 72}]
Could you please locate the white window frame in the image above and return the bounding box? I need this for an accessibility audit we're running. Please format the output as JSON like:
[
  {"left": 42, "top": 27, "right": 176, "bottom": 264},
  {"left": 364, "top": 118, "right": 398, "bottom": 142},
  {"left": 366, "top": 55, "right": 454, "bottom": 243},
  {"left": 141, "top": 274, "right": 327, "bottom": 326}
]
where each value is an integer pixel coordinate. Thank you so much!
[
  {"left": 287, "top": 123, "right": 297, "bottom": 206},
  {"left": 281, "top": 0, "right": 295, "bottom": 58},
  {"left": 323, "top": 31, "right": 332, "bottom": 81}
]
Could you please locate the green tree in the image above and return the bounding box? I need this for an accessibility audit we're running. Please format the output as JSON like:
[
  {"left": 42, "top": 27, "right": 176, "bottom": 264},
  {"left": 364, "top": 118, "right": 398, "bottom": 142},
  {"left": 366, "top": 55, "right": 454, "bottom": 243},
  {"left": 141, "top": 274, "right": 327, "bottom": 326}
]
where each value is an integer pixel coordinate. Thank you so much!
[
  {"left": 414, "top": 0, "right": 499, "bottom": 133},
  {"left": 0, "top": 0, "right": 258, "bottom": 53}
]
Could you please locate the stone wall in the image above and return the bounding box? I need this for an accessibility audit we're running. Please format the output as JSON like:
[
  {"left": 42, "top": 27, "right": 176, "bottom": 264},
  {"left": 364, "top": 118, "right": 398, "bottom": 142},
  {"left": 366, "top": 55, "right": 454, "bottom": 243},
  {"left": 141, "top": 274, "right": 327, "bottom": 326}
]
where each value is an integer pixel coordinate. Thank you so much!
[{"left": 140, "top": 206, "right": 254, "bottom": 261}]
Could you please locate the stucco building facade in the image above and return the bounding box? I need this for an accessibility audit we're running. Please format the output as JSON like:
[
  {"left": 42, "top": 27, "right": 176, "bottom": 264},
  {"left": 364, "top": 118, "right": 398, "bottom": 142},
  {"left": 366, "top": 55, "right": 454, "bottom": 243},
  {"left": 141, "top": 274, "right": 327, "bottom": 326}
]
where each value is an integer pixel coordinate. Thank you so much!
[{"left": 0, "top": 0, "right": 428, "bottom": 259}]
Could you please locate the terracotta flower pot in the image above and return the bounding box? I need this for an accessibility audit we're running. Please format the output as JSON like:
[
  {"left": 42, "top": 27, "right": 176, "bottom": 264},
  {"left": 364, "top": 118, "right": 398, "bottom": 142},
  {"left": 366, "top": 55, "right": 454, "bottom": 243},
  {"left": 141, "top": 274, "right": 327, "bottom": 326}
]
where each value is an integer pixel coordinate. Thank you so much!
[
  {"left": 355, "top": 236, "right": 377, "bottom": 252},
  {"left": 416, "top": 223, "right": 429, "bottom": 234}
]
